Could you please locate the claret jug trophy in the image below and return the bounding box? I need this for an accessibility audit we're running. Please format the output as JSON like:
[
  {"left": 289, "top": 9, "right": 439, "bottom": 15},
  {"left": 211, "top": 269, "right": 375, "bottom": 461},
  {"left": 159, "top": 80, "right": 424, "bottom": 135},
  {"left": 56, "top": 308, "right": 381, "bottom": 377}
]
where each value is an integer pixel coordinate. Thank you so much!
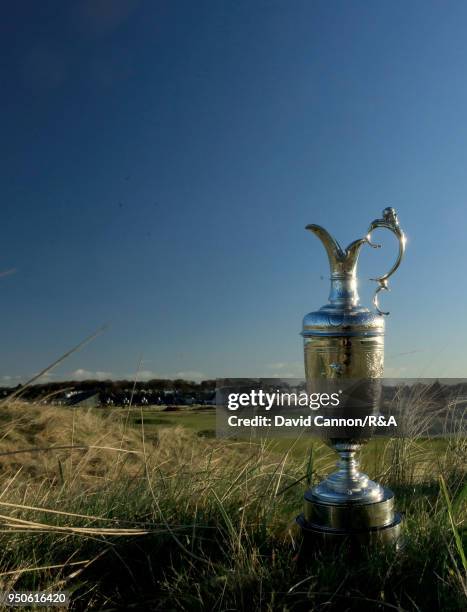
[{"left": 297, "top": 207, "right": 406, "bottom": 546}]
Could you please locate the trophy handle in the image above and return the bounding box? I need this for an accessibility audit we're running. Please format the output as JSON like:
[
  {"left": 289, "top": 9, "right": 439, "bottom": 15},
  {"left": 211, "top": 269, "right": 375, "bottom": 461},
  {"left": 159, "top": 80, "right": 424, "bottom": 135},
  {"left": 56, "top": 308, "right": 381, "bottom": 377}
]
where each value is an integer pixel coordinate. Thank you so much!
[{"left": 366, "top": 207, "right": 406, "bottom": 315}]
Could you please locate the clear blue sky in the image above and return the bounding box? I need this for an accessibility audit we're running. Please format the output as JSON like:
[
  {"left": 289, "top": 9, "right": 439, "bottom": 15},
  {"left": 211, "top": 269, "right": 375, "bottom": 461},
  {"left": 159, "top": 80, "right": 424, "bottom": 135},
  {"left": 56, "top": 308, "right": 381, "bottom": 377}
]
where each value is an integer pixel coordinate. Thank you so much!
[{"left": 1, "top": 0, "right": 466, "bottom": 383}]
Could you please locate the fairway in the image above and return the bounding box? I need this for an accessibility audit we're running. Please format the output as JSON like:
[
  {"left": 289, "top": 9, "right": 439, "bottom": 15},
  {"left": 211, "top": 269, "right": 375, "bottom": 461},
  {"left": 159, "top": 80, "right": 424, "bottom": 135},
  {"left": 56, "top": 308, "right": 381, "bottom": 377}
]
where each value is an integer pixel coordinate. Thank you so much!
[{"left": 113, "top": 405, "right": 454, "bottom": 478}]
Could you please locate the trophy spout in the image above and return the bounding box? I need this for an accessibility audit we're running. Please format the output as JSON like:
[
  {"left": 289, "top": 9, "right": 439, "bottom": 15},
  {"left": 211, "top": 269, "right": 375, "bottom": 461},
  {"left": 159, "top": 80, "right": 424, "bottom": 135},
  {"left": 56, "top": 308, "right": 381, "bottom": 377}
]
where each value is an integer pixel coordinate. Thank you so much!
[
  {"left": 306, "top": 224, "right": 367, "bottom": 308},
  {"left": 305, "top": 225, "right": 346, "bottom": 272}
]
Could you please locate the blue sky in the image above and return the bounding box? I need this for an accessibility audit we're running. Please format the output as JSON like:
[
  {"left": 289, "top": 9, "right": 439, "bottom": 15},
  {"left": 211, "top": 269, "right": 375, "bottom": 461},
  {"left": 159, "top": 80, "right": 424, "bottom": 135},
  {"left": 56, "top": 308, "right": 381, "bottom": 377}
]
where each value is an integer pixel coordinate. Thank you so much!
[{"left": 1, "top": 0, "right": 467, "bottom": 383}]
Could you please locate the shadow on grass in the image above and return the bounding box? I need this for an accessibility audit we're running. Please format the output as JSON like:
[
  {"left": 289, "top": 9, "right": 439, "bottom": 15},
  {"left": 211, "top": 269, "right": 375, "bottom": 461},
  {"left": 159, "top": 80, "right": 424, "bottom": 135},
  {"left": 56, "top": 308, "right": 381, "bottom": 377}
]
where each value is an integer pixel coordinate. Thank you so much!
[{"left": 69, "top": 501, "right": 464, "bottom": 611}]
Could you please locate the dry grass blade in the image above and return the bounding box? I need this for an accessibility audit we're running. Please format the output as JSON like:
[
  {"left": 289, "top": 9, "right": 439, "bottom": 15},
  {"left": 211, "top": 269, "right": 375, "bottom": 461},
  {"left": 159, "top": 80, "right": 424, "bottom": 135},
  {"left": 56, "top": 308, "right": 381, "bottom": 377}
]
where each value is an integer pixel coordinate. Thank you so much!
[
  {"left": 2, "top": 326, "right": 107, "bottom": 404},
  {"left": 0, "top": 560, "right": 90, "bottom": 578},
  {"left": 439, "top": 474, "right": 467, "bottom": 571}
]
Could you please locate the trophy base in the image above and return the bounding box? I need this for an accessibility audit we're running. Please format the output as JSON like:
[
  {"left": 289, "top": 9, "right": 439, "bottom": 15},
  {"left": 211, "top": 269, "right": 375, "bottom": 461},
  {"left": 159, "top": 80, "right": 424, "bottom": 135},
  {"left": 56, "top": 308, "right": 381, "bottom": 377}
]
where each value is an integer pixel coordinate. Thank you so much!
[{"left": 297, "top": 486, "right": 403, "bottom": 549}]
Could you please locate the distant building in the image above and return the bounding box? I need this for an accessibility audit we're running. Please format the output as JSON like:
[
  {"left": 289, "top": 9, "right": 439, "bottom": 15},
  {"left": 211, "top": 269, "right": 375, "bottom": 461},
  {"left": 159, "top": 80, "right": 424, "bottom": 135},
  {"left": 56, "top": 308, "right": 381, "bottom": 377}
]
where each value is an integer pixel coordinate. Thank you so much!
[{"left": 65, "top": 391, "right": 100, "bottom": 408}]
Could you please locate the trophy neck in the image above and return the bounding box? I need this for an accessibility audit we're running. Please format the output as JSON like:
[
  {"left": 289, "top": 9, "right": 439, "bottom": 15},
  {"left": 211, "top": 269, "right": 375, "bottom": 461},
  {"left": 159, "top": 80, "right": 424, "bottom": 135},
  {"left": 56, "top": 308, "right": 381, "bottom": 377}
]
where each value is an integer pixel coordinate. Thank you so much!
[{"left": 328, "top": 272, "right": 359, "bottom": 308}]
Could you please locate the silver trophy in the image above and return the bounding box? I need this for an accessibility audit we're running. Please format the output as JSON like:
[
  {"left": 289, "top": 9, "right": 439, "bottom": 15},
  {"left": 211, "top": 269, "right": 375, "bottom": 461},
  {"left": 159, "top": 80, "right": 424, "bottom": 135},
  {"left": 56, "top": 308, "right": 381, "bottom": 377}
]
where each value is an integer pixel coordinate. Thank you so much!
[{"left": 297, "top": 207, "right": 406, "bottom": 545}]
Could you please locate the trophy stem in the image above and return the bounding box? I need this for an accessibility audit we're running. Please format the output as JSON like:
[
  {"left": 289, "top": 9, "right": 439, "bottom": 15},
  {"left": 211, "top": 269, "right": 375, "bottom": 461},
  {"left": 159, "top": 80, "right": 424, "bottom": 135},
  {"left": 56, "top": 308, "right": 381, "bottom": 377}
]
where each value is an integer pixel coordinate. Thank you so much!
[
  {"left": 337, "top": 448, "right": 360, "bottom": 486},
  {"left": 334, "top": 447, "right": 371, "bottom": 495},
  {"left": 312, "top": 443, "right": 384, "bottom": 503}
]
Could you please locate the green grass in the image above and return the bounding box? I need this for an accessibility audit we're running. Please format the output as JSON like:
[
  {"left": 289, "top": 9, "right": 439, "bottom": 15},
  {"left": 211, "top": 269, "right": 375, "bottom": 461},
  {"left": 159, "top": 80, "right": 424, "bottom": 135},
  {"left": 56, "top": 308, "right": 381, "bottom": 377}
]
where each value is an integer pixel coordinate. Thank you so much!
[
  {"left": 113, "top": 407, "right": 217, "bottom": 434},
  {"left": 114, "top": 406, "right": 454, "bottom": 477}
]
